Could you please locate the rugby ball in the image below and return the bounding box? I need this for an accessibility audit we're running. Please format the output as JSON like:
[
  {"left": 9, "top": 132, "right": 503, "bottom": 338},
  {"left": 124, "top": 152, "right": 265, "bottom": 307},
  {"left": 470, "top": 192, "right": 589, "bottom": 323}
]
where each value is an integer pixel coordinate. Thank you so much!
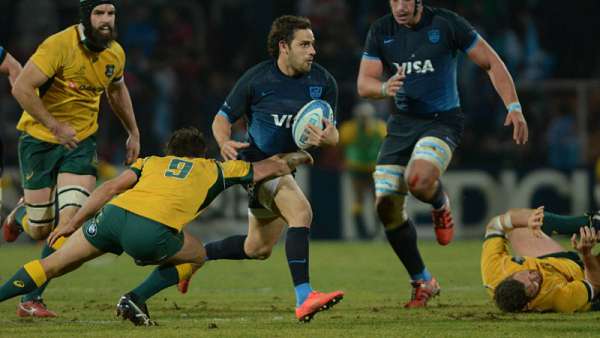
[{"left": 292, "top": 100, "right": 334, "bottom": 149}]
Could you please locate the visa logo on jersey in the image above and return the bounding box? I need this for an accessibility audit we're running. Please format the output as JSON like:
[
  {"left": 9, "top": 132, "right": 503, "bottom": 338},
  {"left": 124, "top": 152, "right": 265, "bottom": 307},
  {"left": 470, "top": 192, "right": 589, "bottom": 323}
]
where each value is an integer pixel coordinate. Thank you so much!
[
  {"left": 400, "top": 59, "right": 435, "bottom": 75},
  {"left": 272, "top": 114, "right": 295, "bottom": 128}
]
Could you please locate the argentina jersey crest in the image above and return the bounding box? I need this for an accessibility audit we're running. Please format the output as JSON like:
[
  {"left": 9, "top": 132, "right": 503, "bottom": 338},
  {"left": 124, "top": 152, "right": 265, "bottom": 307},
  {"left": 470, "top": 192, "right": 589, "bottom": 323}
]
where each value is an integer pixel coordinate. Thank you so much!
[
  {"left": 309, "top": 86, "right": 323, "bottom": 99},
  {"left": 428, "top": 29, "right": 440, "bottom": 44}
]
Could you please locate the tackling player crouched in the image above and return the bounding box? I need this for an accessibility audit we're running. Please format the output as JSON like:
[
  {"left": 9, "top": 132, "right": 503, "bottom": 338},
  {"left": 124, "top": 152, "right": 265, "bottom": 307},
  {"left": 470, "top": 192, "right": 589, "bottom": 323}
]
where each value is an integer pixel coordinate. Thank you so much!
[
  {"left": 481, "top": 207, "right": 600, "bottom": 313},
  {"left": 0, "top": 127, "right": 314, "bottom": 326}
]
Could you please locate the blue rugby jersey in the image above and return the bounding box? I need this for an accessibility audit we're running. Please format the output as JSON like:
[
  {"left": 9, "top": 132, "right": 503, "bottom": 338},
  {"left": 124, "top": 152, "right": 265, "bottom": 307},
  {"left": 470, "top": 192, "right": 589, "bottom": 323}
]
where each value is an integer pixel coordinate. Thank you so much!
[
  {"left": 217, "top": 60, "right": 338, "bottom": 157},
  {"left": 0, "top": 46, "right": 6, "bottom": 64},
  {"left": 363, "top": 6, "right": 479, "bottom": 116}
]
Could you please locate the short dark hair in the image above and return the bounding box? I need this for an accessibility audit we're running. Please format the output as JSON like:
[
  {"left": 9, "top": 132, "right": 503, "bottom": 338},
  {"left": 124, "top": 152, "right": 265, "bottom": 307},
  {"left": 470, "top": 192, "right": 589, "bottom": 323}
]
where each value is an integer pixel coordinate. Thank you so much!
[
  {"left": 494, "top": 278, "right": 529, "bottom": 312},
  {"left": 267, "top": 15, "right": 312, "bottom": 58},
  {"left": 165, "top": 127, "right": 206, "bottom": 158}
]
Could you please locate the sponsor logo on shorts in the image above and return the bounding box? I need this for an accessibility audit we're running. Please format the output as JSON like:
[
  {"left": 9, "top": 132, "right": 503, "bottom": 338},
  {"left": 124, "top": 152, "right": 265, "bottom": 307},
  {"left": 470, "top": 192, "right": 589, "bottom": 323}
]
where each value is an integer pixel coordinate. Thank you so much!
[
  {"left": 86, "top": 222, "right": 97, "bottom": 237},
  {"left": 13, "top": 280, "right": 25, "bottom": 288},
  {"left": 25, "top": 171, "right": 34, "bottom": 181}
]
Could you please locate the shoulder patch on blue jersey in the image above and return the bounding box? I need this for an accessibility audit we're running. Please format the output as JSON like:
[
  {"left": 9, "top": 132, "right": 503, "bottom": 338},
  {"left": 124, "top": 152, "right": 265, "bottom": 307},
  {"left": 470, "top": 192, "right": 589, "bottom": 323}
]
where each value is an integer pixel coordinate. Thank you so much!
[
  {"left": 309, "top": 86, "right": 323, "bottom": 99},
  {"left": 428, "top": 29, "right": 441, "bottom": 44}
]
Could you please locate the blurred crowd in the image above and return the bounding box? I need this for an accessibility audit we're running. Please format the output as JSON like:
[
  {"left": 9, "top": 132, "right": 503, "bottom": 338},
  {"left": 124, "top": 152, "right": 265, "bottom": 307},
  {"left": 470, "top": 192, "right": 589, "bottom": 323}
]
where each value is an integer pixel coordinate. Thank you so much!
[{"left": 0, "top": 0, "right": 599, "bottom": 172}]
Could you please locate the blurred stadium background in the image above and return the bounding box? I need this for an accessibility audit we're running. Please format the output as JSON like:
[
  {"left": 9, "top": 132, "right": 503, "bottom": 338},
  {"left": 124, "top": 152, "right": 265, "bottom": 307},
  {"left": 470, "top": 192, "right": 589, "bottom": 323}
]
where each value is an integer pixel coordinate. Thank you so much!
[{"left": 1, "top": 0, "right": 600, "bottom": 244}]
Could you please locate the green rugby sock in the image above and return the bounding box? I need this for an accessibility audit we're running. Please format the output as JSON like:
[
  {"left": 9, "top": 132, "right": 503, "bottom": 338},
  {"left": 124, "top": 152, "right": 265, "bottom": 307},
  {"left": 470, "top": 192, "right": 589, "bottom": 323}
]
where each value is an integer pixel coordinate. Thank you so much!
[
  {"left": 542, "top": 212, "right": 590, "bottom": 236},
  {"left": 131, "top": 264, "right": 179, "bottom": 303},
  {"left": 0, "top": 261, "right": 47, "bottom": 302},
  {"left": 14, "top": 205, "right": 26, "bottom": 228},
  {"left": 21, "top": 244, "right": 55, "bottom": 302}
]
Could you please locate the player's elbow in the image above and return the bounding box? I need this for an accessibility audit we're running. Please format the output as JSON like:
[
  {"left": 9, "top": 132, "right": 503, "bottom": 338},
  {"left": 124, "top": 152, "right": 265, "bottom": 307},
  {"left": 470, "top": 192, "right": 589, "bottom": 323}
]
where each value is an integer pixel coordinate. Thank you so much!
[
  {"left": 356, "top": 80, "right": 369, "bottom": 98},
  {"left": 11, "top": 78, "right": 32, "bottom": 101},
  {"left": 10, "top": 80, "right": 24, "bottom": 99},
  {"left": 103, "top": 179, "right": 127, "bottom": 196}
]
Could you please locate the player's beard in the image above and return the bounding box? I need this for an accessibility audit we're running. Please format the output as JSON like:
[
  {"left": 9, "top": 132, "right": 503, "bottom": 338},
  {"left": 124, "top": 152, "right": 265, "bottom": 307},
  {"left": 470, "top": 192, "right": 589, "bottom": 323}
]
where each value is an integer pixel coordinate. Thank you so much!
[
  {"left": 289, "top": 54, "right": 312, "bottom": 75},
  {"left": 88, "top": 24, "right": 118, "bottom": 50}
]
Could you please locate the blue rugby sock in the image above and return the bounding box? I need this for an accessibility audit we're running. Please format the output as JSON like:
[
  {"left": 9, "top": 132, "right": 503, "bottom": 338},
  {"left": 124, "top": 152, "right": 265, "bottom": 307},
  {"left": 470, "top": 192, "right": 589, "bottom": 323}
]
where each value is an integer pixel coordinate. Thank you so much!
[
  {"left": 294, "top": 283, "right": 313, "bottom": 307},
  {"left": 410, "top": 267, "right": 432, "bottom": 282},
  {"left": 286, "top": 227, "right": 312, "bottom": 306}
]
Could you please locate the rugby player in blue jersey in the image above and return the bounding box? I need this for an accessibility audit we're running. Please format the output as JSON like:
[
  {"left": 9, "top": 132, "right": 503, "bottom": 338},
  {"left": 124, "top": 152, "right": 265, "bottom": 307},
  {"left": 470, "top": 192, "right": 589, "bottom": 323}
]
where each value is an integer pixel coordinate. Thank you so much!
[
  {"left": 205, "top": 15, "right": 343, "bottom": 322},
  {"left": 357, "top": 0, "right": 528, "bottom": 308}
]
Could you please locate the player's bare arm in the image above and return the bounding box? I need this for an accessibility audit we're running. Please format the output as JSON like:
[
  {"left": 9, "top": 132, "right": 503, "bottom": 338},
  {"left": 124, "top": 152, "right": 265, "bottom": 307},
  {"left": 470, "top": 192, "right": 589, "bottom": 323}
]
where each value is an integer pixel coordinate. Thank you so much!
[
  {"left": 305, "top": 119, "right": 339, "bottom": 147},
  {"left": 47, "top": 169, "right": 138, "bottom": 246},
  {"left": 251, "top": 151, "right": 314, "bottom": 183},
  {"left": 0, "top": 51, "right": 22, "bottom": 87},
  {"left": 572, "top": 226, "right": 600, "bottom": 294},
  {"left": 357, "top": 59, "right": 405, "bottom": 99},
  {"left": 212, "top": 114, "right": 249, "bottom": 160},
  {"left": 106, "top": 80, "right": 140, "bottom": 165},
  {"left": 12, "top": 61, "right": 78, "bottom": 149},
  {"left": 483, "top": 207, "right": 548, "bottom": 238},
  {"left": 467, "top": 37, "right": 528, "bottom": 145}
]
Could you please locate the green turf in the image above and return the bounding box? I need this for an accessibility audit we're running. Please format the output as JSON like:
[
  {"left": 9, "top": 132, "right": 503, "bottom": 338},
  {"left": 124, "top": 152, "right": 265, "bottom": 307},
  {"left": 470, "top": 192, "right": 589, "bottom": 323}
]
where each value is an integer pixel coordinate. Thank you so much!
[{"left": 0, "top": 241, "right": 599, "bottom": 337}]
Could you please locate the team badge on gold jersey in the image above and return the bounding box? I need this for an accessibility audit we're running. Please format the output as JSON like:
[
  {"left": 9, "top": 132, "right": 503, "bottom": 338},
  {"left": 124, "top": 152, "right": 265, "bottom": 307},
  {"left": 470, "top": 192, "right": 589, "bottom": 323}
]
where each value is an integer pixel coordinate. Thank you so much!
[{"left": 105, "top": 64, "right": 115, "bottom": 78}]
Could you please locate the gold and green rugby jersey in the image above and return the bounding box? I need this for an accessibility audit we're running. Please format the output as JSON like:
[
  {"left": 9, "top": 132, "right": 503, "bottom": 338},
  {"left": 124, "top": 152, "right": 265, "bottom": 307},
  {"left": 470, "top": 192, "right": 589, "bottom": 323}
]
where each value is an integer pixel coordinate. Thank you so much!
[
  {"left": 481, "top": 236, "right": 592, "bottom": 313},
  {"left": 110, "top": 156, "right": 253, "bottom": 232},
  {"left": 17, "top": 24, "right": 125, "bottom": 143}
]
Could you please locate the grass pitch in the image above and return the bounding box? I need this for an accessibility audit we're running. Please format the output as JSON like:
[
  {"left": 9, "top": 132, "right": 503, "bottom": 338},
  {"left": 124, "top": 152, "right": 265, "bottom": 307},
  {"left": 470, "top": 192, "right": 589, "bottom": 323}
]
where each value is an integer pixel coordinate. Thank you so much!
[{"left": 1, "top": 240, "right": 599, "bottom": 337}]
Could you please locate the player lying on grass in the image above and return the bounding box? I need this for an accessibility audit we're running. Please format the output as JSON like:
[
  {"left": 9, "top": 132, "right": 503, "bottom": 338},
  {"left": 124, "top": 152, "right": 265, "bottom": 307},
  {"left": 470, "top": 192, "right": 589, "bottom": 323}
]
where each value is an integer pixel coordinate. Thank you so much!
[
  {"left": 481, "top": 206, "right": 600, "bottom": 313},
  {"left": 0, "top": 127, "right": 314, "bottom": 326}
]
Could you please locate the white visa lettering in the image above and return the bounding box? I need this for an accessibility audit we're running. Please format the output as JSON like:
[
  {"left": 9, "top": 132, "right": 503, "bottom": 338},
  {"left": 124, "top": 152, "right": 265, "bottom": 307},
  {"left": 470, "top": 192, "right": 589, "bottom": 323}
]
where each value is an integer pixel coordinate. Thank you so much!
[
  {"left": 272, "top": 114, "right": 294, "bottom": 128},
  {"left": 401, "top": 59, "right": 435, "bottom": 74}
]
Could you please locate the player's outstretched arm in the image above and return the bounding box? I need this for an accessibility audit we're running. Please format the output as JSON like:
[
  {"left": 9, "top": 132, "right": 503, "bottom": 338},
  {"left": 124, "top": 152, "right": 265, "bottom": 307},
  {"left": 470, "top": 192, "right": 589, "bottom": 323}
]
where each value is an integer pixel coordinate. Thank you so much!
[
  {"left": 251, "top": 151, "right": 314, "bottom": 183},
  {"left": 467, "top": 37, "right": 528, "bottom": 145},
  {"left": 572, "top": 227, "right": 600, "bottom": 295},
  {"left": 212, "top": 114, "right": 249, "bottom": 160},
  {"left": 47, "top": 169, "right": 138, "bottom": 247},
  {"left": 0, "top": 51, "right": 22, "bottom": 87},
  {"left": 12, "top": 60, "right": 79, "bottom": 149},
  {"left": 357, "top": 59, "right": 405, "bottom": 99},
  {"left": 107, "top": 81, "right": 140, "bottom": 165}
]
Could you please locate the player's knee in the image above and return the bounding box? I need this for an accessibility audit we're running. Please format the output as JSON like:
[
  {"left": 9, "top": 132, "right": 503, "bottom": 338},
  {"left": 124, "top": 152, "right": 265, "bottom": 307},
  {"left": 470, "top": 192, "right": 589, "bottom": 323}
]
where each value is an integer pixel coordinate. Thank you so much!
[
  {"left": 405, "top": 171, "right": 436, "bottom": 196},
  {"left": 248, "top": 246, "right": 273, "bottom": 260},
  {"left": 27, "top": 225, "right": 53, "bottom": 240},
  {"left": 244, "top": 242, "right": 274, "bottom": 260},
  {"left": 57, "top": 185, "right": 90, "bottom": 213},
  {"left": 23, "top": 202, "right": 56, "bottom": 239},
  {"left": 283, "top": 203, "right": 313, "bottom": 227}
]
